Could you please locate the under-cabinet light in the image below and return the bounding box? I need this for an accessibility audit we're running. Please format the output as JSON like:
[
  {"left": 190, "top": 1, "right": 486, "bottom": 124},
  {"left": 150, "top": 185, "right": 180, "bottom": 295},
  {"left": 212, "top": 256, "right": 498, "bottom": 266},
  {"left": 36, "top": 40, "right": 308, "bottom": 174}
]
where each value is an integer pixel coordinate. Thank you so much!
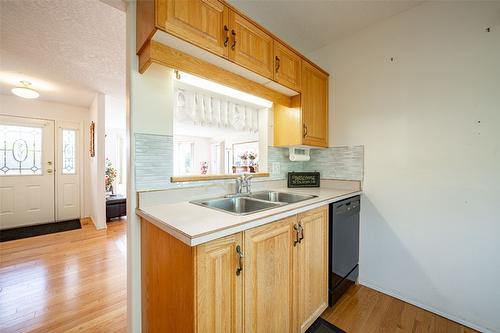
[{"left": 174, "top": 71, "right": 273, "bottom": 108}]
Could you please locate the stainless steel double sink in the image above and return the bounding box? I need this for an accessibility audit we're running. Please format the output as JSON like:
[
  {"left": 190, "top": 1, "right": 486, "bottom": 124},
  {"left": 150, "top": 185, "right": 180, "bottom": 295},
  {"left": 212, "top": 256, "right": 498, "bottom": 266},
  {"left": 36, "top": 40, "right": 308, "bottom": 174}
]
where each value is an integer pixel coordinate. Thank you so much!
[{"left": 190, "top": 190, "right": 317, "bottom": 216}]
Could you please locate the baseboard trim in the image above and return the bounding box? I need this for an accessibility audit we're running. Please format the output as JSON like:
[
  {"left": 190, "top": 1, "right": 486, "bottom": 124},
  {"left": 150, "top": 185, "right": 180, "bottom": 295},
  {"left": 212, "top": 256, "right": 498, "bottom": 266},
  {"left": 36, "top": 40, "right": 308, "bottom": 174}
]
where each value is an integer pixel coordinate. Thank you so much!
[{"left": 358, "top": 279, "right": 495, "bottom": 333}]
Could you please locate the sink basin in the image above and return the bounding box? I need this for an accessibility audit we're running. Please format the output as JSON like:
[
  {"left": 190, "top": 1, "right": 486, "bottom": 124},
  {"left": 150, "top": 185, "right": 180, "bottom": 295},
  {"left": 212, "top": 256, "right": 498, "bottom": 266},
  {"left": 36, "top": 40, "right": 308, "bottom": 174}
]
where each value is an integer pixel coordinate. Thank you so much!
[
  {"left": 191, "top": 197, "right": 283, "bottom": 215},
  {"left": 249, "top": 191, "right": 317, "bottom": 204}
]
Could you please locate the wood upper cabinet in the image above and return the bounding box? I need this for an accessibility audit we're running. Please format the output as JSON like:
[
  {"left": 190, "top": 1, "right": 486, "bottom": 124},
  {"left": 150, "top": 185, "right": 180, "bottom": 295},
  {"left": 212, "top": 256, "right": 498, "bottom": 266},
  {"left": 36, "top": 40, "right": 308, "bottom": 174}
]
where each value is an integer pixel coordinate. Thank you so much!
[
  {"left": 243, "top": 216, "right": 296, "bottom": 333},
  {"left": 301, "top": 61, "right": 329, "bottom": 147},
  {"left": 274, "top": 42, "right": 302, "bottom": 91},
  {"left": 274, "top": 60, "right": 329, "bottom": 148},
  {"left": 196, "top": 233, "right": 243, "bottom": 333},
  {"left": 296, "top": 206, "right": 329, "bottom": 332},
  {"left": 157, "top": 0, "right": 230, "bottom": 57},
  {"left": 228, "top": 11, "right": 274, "bottom": 80}
]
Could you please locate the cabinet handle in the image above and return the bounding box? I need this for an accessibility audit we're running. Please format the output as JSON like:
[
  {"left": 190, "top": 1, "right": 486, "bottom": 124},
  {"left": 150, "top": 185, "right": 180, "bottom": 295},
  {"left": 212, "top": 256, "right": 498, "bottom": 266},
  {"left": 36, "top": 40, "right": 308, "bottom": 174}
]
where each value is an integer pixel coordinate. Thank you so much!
[
  {"left": 303, "top": 124, "right": 308, "bottom": 138},
  {"left": 294, "top": 224, "right": 301, "bottom": 246},
  {"left": 236, "top": 245, "right": 244, "bottom": 276},
  {"left": 223, "top": 25, "right": 229, "bottom": 47},
  {"left": 275, "top": 56, "right": 280, "bottom": 73},
  {"left": 231, "top": 29, "right": 236, "bottom": 50},
  {"left": 298, "top": 223, "right": 304, "bottom": 243}
]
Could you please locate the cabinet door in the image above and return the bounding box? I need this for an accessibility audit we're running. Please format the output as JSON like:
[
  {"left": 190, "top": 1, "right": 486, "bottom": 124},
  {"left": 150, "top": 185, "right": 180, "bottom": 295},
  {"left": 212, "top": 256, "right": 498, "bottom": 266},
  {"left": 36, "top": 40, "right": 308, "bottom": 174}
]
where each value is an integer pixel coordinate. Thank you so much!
[
  {"left": 159, "top": 0, "right": 229, "bottom": 57},
  {"left": 274, "top": 42, "right": 302, "bottom": 91},
  {"left": 301, "top": 61, "right": 329, "bottom": 147},
  {"left": 296, "top": 206, "right": 329, "bottom": 332},
  {"left": 228, "top": 11, "right": 274, "bottom": 79},
  {"left": 196, "top": 233, "right": 243, "bottom": 333},
  {"left": 243, "top": 216, "right": 296, "bottom": 333}
]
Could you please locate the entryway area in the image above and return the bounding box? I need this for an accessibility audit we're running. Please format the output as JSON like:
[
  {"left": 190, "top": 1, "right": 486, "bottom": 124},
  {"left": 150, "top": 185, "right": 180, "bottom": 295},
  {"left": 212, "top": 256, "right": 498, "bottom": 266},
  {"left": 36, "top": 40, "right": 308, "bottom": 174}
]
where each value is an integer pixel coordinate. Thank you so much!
[
  {"left": 0, "top": 0, "right": 128, "bottom": 330},
  {"left": 0, "top": 115, "right": 82, "bottom": 239}
]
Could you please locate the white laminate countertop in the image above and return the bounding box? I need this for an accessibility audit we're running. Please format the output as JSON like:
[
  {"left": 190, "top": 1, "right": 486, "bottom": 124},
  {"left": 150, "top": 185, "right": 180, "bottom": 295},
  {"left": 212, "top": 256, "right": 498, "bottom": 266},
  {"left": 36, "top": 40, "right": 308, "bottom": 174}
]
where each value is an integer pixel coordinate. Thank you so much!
[{"left": 136, "top": 187, "right": 362, "bottom": 246}]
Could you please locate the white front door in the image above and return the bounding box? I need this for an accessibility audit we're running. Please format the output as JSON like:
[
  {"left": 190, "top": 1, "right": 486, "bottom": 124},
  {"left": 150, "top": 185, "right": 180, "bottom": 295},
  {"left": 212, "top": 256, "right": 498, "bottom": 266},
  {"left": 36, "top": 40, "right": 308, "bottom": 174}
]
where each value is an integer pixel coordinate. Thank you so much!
[{"left": 0, "top": 116, "right": 55, "bottom": 229}]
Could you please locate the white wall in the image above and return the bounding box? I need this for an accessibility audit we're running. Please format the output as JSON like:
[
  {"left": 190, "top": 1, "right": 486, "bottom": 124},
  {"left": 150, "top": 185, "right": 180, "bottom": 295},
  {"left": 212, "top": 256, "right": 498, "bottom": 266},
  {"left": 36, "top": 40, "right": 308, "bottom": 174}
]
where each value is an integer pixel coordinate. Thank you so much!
[
  {"left": 309, "top": 2, "right": 500, "bottom": 332},
  {"left": 0, "top": 94, "right": 90, "bottom": 218},
  {"left": 89, "top": 93, "right": 107, "bottom": 229}
]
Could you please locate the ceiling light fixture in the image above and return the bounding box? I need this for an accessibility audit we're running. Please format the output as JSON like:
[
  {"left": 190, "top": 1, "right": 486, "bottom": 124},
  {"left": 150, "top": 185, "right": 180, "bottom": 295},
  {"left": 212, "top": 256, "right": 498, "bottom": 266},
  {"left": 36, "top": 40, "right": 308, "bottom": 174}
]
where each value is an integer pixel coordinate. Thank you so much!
[
  {"left": 175, "top": 71, "right": 273, "bottom": 108},
  {"left": 11, "top": 81, "right": 40, "bottom": 99}
]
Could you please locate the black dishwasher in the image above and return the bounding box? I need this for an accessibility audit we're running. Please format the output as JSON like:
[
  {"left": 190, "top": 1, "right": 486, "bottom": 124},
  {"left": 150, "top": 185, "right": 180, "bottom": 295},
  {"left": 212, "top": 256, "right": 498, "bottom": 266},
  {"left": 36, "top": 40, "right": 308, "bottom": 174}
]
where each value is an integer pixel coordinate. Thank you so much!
[{"left": 329, "top": 195, "right": 360, "bottom": 306}]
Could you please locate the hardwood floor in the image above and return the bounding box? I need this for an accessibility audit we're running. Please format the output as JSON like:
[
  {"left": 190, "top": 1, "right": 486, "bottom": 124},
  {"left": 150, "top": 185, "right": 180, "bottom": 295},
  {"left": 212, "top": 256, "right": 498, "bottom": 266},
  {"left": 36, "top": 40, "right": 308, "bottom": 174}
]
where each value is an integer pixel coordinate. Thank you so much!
[
  {"left": 322, "top": 284, "right": 478, "bottom": 333},
  {"left": 0, "top": 218, "right": 127, "bottom": 333}
]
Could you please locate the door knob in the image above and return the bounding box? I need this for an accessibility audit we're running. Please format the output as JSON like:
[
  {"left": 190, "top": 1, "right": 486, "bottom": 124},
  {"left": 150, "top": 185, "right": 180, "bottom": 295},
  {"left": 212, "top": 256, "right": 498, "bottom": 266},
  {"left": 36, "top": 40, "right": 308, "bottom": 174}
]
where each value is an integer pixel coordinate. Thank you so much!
[{"left": 47, "top": 169, "right": 53, "bottom": 174}]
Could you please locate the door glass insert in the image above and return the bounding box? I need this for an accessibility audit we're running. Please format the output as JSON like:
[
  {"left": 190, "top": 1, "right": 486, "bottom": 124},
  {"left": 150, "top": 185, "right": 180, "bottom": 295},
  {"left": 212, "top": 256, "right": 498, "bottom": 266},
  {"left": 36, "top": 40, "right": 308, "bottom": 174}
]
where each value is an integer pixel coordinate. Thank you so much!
[
  {"left": 62, "top": 129, "right": 76, "bottom": 174},
  {"left": 0, "top": 124, "right": 42, "bottom": 175}
]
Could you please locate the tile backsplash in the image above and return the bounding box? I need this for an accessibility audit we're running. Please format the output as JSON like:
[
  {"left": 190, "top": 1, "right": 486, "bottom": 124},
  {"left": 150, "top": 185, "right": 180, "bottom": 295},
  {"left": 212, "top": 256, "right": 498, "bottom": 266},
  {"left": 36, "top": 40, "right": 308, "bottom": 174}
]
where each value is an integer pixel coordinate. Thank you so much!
[
  {"left": 305, "top": 145, "right": 364, "bottom": 181},
  {"left": 135, "top": 133, "right": 363, "bottom": 191},
  {"left": 135, "top": 133, "right": 173, "bottom": 191},
  {"left": 269, "top": 145, "right": 364, "bottom": 181}
]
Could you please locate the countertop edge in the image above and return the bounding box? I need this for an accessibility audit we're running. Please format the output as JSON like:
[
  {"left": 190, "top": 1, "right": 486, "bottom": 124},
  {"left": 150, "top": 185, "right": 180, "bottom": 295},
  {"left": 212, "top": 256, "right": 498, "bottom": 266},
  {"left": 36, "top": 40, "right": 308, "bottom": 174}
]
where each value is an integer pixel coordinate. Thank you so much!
[{"left": 137, "top": 190, "right": 362, "bottom": 246}]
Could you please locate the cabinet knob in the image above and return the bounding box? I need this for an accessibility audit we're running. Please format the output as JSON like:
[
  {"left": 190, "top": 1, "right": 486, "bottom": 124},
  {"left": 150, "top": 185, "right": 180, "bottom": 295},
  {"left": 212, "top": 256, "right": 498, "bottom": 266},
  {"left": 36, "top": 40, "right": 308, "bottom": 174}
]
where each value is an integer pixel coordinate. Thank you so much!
[
  {"left": 303, "top": 124, "right": 308, "bottom": 138},
  {"left": 275, "top": 56, "right": 280, "bottom": 73}
]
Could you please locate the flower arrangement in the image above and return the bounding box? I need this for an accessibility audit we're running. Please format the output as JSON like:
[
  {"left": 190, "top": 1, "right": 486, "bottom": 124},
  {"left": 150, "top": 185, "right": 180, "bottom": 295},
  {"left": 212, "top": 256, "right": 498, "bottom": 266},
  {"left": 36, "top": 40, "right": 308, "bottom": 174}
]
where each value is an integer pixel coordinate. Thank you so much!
[
  {"left": 105, "top": 158, "right": 117, "bottom": 193},
  {"left": 239, "top": 151, "right": 258, "bottom": 166},
  {"left": 239, "top": 151, "right": 249, "bottom": 162},
  {"left": 248, "top": 151, "right": 257, "bottom": 161}
]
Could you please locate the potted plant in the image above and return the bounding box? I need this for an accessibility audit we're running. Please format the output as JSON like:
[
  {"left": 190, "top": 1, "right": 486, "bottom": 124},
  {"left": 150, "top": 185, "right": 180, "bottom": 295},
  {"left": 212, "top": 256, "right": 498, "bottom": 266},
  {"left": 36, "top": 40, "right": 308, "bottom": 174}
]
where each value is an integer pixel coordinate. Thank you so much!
[{"left": 105, "top": 158, "right": 117, "bottom": 195}]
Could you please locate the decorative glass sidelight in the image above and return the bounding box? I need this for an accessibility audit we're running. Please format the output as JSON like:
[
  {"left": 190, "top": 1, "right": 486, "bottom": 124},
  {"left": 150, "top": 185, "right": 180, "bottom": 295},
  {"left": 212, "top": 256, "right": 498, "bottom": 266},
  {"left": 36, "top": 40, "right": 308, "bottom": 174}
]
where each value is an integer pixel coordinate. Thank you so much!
[
  {"left": 0, "top": 124, "right": 42, "bottom": 175},
  {"left": 62, "top": 129, "right": 76, "bottom": 174}
]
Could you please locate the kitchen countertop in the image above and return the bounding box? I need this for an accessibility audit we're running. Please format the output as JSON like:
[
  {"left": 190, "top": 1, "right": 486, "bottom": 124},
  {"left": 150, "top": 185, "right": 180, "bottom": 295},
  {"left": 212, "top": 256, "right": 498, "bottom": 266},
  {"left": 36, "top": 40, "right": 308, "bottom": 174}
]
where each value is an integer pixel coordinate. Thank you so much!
[{"left": 136, "top": 186, "right": 362, "bottom": 246}]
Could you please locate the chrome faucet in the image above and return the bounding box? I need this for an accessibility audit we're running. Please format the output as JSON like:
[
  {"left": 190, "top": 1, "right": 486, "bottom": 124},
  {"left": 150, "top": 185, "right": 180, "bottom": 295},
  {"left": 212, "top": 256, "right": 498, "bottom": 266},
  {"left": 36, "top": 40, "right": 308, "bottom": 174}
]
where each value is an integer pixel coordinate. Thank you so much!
[{"left": 235, "top": 174, "right": 253, "bottom": 196}]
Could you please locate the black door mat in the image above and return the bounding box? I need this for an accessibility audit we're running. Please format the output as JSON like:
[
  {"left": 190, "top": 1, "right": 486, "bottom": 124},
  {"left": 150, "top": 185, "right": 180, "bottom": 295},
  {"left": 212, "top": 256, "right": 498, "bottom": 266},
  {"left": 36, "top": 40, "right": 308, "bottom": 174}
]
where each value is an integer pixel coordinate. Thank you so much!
[
  {"left": 306, "top": 317, "right": 347, "bottom": 333},
  {"left": 0, "top": 219, "right": 81, "bottom": 242}
]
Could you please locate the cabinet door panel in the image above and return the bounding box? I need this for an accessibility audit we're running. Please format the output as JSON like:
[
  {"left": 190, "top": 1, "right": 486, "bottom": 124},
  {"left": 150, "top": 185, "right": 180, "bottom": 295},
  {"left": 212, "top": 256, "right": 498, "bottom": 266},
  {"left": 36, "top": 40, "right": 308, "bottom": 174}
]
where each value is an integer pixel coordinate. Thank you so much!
[
  {"left": 296, "top": 206, "right": 329, "bottom": 332},
  {"left": 301, "top": 61, "right": 329, "bottom": 147},
  {"left": 160, "top": 0, "right": 229, "bottom": 57},
  {"left": 244, "top": 216, "right": 296, "bottom": 333},
  {"left": 228, "top": 11, "right": 274, "bottom": 79},
  {"left": 196, "top": 233, "right": 243, "bottom": 333},
  {"left": 274, "top": 42, "right": 301, "bottom": 91}
]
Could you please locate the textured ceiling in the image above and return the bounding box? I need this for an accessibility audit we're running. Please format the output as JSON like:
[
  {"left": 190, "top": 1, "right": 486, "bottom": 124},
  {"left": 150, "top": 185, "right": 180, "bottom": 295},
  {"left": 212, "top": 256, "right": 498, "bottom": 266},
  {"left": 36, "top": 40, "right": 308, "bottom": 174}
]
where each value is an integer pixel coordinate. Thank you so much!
[
  {"left": 229, "top": 0, "right": 424, "bottom": 54},
  {"left": 0, "top": 0, "right": 125, "bottom": 107}
]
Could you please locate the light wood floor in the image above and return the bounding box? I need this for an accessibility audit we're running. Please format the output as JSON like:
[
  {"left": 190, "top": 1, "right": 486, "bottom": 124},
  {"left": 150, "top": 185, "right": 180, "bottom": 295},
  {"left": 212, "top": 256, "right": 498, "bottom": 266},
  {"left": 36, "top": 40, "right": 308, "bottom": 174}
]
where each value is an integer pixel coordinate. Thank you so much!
[
  {"left": 0, "top": 218, "right": 127, "bottom": 333},
  {"left": 322, "top": 284, "right": 478, "bottom": 333},
  {"left": 1, "top": 218, "right": 478, "bottom": 333}
]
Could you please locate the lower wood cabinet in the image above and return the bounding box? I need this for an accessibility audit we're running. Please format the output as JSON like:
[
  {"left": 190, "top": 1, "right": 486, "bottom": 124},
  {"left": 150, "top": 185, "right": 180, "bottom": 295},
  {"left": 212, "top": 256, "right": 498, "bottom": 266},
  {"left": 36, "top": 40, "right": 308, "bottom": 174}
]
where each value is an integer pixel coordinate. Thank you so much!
[
  {"left": 243, "top": 216, "right": 296, "bottom": 333},
  {"left": 296, "top": 206, "right": 329, "bottom": 332},
  {"left": 141, "top": 204, "right": 328, "bottom": 333},
  {"left": 196, "top": 233, "right": 243, "bottom": 333}
]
